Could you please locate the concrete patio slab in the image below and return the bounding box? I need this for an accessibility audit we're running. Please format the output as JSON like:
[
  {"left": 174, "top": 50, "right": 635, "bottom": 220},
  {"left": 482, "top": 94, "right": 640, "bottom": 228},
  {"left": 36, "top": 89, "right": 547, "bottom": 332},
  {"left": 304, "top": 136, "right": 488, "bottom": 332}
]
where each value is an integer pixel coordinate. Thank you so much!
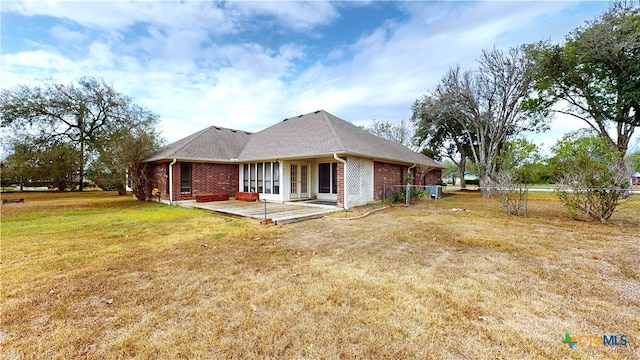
[{"left": 178, "top": 200, "right": 341, "bottom": 224}]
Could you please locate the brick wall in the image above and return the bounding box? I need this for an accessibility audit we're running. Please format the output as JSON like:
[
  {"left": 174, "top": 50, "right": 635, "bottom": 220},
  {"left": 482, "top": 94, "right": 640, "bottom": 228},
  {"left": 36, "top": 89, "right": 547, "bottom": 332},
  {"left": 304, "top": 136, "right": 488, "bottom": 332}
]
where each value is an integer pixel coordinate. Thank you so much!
[
  {"left": 418, "top": 167, "right": 443, "bottom": 185},
  {"left": 372, "top": 162, "right": 443, "bottom": 201},
  {"left": 150, "top": 162, "right": 169, "bottom": 200},
  {"left": 191, "top": 163, "right": 239, "bottom": 199},
  {"left": 336, "top": 158, "right": 344, "bottom": 207},
  {"left": 149, "top": 161, "right": 239, "bottom": 201},
  {"left": 373, "top": 162, "right": 403, "bottom": 201}
]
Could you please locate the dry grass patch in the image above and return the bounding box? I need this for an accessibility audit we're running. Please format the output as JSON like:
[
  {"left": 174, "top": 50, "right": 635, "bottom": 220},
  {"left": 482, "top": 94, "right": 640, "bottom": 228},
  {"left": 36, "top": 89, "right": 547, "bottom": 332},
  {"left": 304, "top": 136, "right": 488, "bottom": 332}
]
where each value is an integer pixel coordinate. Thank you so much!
[{"left": 1, "top": 191, "right": 638, "bottom": 359}]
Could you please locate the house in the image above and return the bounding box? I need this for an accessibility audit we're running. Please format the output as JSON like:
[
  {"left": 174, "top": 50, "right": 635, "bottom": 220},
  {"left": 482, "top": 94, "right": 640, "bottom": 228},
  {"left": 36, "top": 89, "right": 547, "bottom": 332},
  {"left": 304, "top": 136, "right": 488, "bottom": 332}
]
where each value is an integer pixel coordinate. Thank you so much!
[
  {"left": 633, "top": 172, "right": 640, "bottom": 186},
  {"left": 144, "top": 110, "right": 443, "bottom": 208}
]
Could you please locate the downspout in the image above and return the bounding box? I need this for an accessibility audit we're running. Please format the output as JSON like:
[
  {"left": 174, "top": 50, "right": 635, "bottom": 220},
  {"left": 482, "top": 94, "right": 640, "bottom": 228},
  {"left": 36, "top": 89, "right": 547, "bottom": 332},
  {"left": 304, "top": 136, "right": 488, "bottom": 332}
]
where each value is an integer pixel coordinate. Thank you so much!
[
  {"left": 168, "top": 159, "right": 177, "bottom": 205},
  {"left": 406, "top": 163, "right": 416, "bottom": 207},
  {"left": 333, "top": 153, "right": 348, "bottom": 210}
]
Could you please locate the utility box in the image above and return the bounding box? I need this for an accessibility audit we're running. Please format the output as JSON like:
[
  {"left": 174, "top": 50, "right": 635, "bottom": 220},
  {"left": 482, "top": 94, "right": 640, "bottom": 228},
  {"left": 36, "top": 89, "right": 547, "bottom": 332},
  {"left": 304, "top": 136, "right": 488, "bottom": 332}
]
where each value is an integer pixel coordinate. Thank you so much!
[{"left": 426, "top": 185, "right": 442, "bottom": 199}]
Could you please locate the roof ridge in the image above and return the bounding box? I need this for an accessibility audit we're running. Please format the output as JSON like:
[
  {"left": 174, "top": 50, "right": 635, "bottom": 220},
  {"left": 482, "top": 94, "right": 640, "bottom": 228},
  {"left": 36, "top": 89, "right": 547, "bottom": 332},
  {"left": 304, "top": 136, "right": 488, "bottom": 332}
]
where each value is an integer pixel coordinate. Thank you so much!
[
  {"left": 167, "top": 126, "right": 215, "bottom": 157},
  {"left": 320, "top": 110, "right": 346, "bottom": 150}
]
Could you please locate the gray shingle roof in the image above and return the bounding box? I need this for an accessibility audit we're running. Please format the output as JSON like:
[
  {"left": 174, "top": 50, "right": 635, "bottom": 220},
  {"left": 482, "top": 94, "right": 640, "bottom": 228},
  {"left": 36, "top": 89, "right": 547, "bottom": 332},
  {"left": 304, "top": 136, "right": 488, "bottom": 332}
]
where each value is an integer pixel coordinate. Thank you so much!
[
  {"left": 238, "top": 110, "right": 442, "bottom": 168},
  {"left": 145, "top": 126, "right": 251, "bottom": 162},
  {"left": 145, "top": 110, "right": 442, "bottom": 169}
]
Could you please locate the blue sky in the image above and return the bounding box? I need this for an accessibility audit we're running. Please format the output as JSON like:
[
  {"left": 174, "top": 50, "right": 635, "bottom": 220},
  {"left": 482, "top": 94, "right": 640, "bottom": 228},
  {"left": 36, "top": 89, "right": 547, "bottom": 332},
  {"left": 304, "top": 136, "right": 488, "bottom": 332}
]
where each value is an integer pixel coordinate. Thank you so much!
[{"left": 1, "top": 1, "right": 617, "bottom": 152}]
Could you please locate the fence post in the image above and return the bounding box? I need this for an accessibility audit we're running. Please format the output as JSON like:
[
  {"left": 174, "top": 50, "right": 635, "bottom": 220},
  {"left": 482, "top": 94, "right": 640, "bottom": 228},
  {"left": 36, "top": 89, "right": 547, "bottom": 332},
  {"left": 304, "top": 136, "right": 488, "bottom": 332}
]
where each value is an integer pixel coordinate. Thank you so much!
[
  {"left": 524, "top": 186, "right": 528, "bottom": 218},
  {"left": 405, "top": 185, "right": 410, "bottom": 207},
  {"left": 264, "top": 199, "right": 268, "bottom": 220},
  {"left": 383, "top": 185, "right": 386, "bottom": 202}
]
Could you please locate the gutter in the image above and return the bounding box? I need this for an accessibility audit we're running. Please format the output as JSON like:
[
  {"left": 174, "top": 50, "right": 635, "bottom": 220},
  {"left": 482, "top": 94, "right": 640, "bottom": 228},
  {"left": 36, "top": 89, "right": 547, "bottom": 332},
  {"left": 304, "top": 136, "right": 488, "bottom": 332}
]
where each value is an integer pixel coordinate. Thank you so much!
[
  {"left": 168, "top": 159, "right": 177, "bottom": 205},
  {"left": 333, "top": 153, "right": 348, "bottom": 210},
  {"left": 406, "top": 163, "right": 416, "bottom": 184}
]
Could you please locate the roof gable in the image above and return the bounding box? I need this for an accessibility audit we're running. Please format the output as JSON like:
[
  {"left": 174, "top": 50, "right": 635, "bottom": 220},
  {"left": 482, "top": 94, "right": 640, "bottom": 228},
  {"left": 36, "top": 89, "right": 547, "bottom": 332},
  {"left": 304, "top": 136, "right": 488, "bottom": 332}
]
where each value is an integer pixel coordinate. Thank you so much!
[
  {"left": 145, "top": 110, "right": 442, "bottom": 169},
  {"left": 239, "top": 110, "right": 442, "bottom": 168},
  {"left": 145, "top": 126, "right": 251, "bottom": 162}
]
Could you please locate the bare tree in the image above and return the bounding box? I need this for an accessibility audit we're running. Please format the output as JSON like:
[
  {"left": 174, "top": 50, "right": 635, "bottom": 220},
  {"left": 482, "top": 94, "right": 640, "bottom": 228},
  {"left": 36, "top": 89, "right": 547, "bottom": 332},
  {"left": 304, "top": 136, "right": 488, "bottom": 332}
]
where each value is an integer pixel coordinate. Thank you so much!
[
  {"left": 364, "top": 119, "right": 416, "bottom": 150},
  {"left": 412, "top": 93, "right": 472, "bottom": 189},
  {"left": 434, "top": 47, "right": 546, "bottom": 197}
]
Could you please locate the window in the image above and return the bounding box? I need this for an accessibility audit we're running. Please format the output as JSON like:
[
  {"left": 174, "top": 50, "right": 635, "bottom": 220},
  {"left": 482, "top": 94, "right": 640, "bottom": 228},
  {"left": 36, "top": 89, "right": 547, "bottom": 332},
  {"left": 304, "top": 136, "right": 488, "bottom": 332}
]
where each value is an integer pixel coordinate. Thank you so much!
[
  {"left": 290, "top": 164, "right": 297, "bottom": 194},
  {"left": 318, "top": 162, "right": 338, "bottom": 194},
  {"left": 273, "top": 162, "right": 280, "bottom": 194},
  {"left": 180, "top": 162, "right": 192, "bottom": 194},
  {"left": 243, "top": 164, "right": 250, "bottom": 192},
  {"left": 264, "top": 162, "right": 272, "bottom": 194},
  {"left": 242, "top": 161, "right": 280, "bottom": 194},
  {"left": 257, "top": 163, "right": 264, "bottom": 193}
]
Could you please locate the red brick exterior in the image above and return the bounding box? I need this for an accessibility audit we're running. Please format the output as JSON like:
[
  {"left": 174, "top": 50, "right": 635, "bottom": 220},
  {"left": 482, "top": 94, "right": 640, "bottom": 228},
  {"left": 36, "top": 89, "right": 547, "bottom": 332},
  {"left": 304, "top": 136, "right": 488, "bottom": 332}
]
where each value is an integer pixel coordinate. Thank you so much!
[
  {"left": 336, "top": 158, "right": 344, "bottom": 208},
  {"left": 149, "top": 161, "right": 239, "bottom": 202},
  {"left": 150, "top": 162, "right": 169, "bottom": 199},
  {"left": 373, "top": 162, "right": 442, "bottom": 201},
  {"left": 417, "top": 167, "right": 443, "bottom": 186},
  {"left": 150, "top": 159, "right": 440, "bottom": 205},
  {"left": 373, "top": 162, "right": 404, "bottom": 201}
]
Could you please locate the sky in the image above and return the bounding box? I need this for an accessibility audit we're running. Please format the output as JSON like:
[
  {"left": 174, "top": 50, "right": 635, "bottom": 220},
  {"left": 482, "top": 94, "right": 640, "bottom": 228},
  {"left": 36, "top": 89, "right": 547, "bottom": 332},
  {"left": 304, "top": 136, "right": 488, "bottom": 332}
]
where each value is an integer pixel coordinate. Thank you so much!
[{"left": 1, "top": 0, "right": 627, "bottom": 155}]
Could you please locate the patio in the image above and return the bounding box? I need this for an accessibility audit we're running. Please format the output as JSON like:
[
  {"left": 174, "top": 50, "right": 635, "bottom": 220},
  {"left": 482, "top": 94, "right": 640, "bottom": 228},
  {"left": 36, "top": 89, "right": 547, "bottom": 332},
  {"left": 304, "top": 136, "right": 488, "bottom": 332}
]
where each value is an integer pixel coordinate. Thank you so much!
[{"left": 178, "top": 199, "right": 341, "bottom": 224}]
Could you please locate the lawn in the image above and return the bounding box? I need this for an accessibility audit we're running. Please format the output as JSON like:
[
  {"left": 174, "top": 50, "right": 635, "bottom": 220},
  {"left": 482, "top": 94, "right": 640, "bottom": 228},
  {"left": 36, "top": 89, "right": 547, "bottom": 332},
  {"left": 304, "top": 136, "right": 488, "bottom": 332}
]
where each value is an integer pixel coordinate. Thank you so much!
[{"left": 1, "top": 191, "right": 638, "bottom": 359}]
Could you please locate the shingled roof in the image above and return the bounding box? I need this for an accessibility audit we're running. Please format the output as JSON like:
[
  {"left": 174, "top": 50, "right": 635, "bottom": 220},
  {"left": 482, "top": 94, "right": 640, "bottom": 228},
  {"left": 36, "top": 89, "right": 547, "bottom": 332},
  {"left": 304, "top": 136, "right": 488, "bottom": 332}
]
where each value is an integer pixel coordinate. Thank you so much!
[
  {"left": 238, "top": 110, "right": 442, "bottom": 168},
  {"left": 146, "top": 110, "right": 442, "bottom": 169},
  {"left": 145, "top": 126, "right": 251, "bottom": 163}
]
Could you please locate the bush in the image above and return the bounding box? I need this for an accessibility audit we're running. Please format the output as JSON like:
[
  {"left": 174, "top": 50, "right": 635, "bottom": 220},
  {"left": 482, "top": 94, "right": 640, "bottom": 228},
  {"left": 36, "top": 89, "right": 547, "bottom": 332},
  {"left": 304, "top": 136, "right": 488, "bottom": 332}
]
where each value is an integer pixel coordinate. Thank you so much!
[
  {"left": 385, "top": 186, "right": 428, "bottom": 204},
  {"left": 489, "top": 171, "right": 527, "bottom": 216},
  {"left": 551, "top": 133, "right": 631, "bottom": 222}
]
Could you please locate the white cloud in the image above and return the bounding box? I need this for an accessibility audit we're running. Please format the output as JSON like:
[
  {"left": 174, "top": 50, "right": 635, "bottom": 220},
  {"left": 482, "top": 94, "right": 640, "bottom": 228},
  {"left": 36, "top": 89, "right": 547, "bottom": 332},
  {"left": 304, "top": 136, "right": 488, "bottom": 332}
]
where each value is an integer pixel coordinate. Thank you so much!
[
  {"left": 49, "top": 25, "right": 87, "bottom": 43},
  {"left": 3, "top": 0, "right": 627, "bottom": 151}
]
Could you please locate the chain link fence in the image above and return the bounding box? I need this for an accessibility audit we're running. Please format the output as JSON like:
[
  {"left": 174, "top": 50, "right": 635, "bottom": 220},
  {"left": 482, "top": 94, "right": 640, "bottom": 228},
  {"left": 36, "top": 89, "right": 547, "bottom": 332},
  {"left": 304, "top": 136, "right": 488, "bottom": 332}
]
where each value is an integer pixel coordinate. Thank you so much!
[{"left": 383, "top": 185, "right": 640, "bottom": 221}]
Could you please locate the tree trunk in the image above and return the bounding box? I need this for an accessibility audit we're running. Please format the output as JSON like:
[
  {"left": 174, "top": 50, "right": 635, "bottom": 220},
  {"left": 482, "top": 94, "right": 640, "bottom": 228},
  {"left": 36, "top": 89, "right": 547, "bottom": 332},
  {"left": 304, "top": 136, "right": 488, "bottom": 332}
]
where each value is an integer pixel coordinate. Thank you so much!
[
  {"left": 479, "top": 174, "right": 491, "bottom": 198},
  {"left": 79, "top": 140, "right": 84, "bottom": 192},
  {"left": 458, "top": 155, "right": 467, "bottom": 190}
]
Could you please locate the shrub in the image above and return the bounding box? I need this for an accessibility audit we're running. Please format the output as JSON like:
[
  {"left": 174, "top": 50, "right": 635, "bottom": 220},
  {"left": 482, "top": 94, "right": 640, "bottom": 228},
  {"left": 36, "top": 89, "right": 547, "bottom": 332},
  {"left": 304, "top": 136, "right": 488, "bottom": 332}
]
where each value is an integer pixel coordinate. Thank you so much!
[
  {"left": 551, "top": 133, "right": 631, "bottom": 222},
  {"left": 489, "top": 171, "right": 527, "bottom": 216}
]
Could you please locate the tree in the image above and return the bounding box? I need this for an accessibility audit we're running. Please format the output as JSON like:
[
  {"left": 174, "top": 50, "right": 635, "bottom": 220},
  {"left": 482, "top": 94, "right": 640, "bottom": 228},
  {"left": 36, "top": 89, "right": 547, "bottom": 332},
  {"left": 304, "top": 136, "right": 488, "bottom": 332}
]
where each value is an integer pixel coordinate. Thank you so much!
[
  {"left": 496, "top": 138, "right": 552, "bottom": 184},
  {"left": 412, "top": 92, "right": 473, "bottom": 189},
  {"left": 431, "top": 47, "right": 546, "bottom": 197},
  {"left": 526, "top": 0, "right": 640, "bottom": 156},
  {"left": 550, "top": 131, "right": 631, "bottom": 221},
  {"left": 0, "top": 77, "right": 159, "bottom": 191},
  {"left": 90, "top": 119, "right": 163, "bottom": 198},
  {"left": 0, "top": 77, "right": 162, "bottom": 197},
  {"left": 364, "top": 119, "right": 416, "bottom": 150},
  {"left": 627, "top": 150, "right": 640, "bottom": 172},
  {"left": 2, "top": 137, "right": 80, "bottom": 191},
  {"left": 2, "top": 141, "right": 38, "bottom": 191},
  {"left": 441, "top": 160, "right": 459, "bottom": 185}
]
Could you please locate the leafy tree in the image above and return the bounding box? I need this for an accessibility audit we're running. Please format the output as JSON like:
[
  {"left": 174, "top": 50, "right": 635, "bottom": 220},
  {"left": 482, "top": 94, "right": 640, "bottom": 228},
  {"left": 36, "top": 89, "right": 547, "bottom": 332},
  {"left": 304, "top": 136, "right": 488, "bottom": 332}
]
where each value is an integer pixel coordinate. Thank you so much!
[
  {"left": 0, "top": 77, "right": 160, "bottom": 192},
  {"left": 412, "top": 92, "right": 473, "bottom": 189},
  {"left": 0, "top": 77, "right": 162, "bottom": 197},
  {"left": 526, "top": 0, "right": 640, "bottom": 156},
  {"left": 90, "top": 120, "right": 163, "bottom": 197},
  {"left": 2, "top": 138, "right": 80, "bottom": 191},
  {"left": 441, "top": 160, "right": 459, "bottom": 185},
  {"left": 550, "top": 131, "right": 631, "bottom": 221},
  {"left": 627, "top": 150, "right": 640, "bottom": 172},
  {"left": 2, "top": 141, "right": 38, "bottom": 190},
  {"left": 429, "top": 47, "right": 546, "bottom": 197},
  {"left": 496, "top": 138, "right": 553, "bottom": 184}
]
